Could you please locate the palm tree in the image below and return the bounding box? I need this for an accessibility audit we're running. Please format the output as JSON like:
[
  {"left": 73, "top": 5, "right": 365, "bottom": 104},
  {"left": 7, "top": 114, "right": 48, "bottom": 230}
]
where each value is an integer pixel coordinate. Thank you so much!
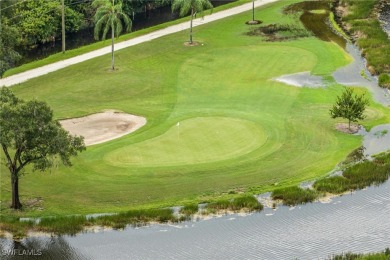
[
  {"left": 172, "top": 0, "right": 213, "bottom": 44},
  {"left": 93, "top": 0, "right": 131, "bottom": 70}
]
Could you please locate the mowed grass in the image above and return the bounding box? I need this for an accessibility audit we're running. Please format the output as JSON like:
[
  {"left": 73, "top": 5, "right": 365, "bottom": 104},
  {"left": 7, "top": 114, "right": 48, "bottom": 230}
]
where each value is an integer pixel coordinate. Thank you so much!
[
  {"left": 1, "top": 0, "right": 389, "bottom": 217},
  {"left": 106, "top": 117, "right": 267, "bottom": 166}
]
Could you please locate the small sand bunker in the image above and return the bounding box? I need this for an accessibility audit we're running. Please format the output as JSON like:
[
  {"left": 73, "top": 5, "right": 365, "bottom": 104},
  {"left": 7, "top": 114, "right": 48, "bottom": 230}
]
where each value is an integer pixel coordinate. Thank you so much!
[
  {"left": 60, "top": 111, "right": 146, "bottom": 146},
  {"left": 273, "top": 71, "right": 324, "bottom": 88}
]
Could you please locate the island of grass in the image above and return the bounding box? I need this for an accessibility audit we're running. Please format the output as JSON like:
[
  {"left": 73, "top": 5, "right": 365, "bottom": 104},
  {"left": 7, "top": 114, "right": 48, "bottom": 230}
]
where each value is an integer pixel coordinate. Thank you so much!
[{"left": 1, "top": 0, "right": 390, "bottom": 236}]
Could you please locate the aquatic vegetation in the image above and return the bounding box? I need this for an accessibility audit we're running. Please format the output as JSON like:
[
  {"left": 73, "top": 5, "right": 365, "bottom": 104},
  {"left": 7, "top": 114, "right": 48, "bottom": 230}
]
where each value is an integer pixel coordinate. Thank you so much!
[
  {"left": 91, "top": 208, "right": 177, "bottom": 229},
  {"left": 314, "top": 152, "right": 390, "bottom": 194},
  {"left": 313, "top": 176, "right": 351, "bottom": 194},
  {"left": 339, "top": 0, "right": 390, "bottom": 75},
  {"left": 206, "top": 195, "right": 263, "bottom": 212},
  {"left": 374, "top": 129, "right": 388, "bottom": 137},
  {"left": 0, "top": 217, "right": 34, "bottom": 239},
  {"left": 378, "top": 73, "right": 390, "bottom": 88},
  {"left": 38, "top": 216, "right": 86, "bottom": 235},
  {"left": 328, "top": 247, "right": 390, "bottom": 260},
  {"left": 180, "top": 204, "right": 199, "bottom": 216},
  {"left": 271, "top": 186, "right": 318, "bottom": 206}
]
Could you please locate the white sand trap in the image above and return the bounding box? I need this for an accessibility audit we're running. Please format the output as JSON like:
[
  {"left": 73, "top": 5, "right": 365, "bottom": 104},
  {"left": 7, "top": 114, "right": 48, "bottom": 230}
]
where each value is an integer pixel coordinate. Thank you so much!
[
  {"left": 60, "top": 111, "right": 146, "bottom": 146},
  {"left": 273, "top": 71, "right": 324, "bottom": 88}
]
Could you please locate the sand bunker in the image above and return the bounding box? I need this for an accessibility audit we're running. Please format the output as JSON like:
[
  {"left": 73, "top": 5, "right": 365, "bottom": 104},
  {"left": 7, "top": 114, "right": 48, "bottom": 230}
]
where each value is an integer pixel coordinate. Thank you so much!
[
  {"left": 60, "top": 111, "right": 146, "bottom": 146},
  {"left": 273, "top": 71, "right": 324, "bottom": 88}
]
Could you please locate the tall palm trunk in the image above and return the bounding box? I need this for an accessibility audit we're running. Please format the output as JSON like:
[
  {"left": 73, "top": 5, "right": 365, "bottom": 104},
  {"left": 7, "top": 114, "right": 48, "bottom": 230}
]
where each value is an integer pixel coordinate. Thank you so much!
[
  {"left": 190, "top": 7, "right": 194, "bottom": 44},
  {"left": 111, "top": 23, "right": 115, "bottom": 70},
  {"left": 252, "top": 0, "right": 255, "bottom": 21}
]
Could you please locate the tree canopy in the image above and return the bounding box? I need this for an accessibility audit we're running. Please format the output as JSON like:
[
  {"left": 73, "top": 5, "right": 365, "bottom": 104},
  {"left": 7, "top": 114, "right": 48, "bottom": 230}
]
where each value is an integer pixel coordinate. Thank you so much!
[
  {"left": 93, "top": 0, "right": 132, "bottom": 70},
  {"left": 0, "top": 88, "right": 85, "bottom": 209},
  {"left": 330, "top": 87, "right": 369, "bottom": 130}
]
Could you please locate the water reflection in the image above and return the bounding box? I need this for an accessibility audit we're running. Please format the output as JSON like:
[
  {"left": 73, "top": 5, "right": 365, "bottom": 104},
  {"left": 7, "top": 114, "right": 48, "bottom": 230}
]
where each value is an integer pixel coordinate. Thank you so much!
[
  {"left": 379, "top": 0, "right": 390, "bottom": 37},
  {"left": 0, "top": 237, "right": 89, "bottom": 260},
  {"left": 363, "top": 124, "right": 390, "bottom": 157}
]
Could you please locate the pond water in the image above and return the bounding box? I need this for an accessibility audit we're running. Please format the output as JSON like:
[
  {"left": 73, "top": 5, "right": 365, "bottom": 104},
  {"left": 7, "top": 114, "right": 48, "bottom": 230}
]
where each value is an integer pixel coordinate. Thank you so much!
[
  {"left": 333, "top": 43, "right": 390, "bottom": 106},
  {"left": 1, "top": 179, "right": 389, "bottom": 260},
  {"left": 378, "top": 0, "right": 390, "bottom": 37}
]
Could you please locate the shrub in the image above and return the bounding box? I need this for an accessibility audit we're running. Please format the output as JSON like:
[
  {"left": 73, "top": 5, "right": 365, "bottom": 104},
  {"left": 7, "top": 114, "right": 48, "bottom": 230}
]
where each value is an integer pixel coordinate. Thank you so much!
[
  {"left": 206, "top": 196, "right": 263, "bottom": 212},
  {"left": 271, "top": 186, "right": 318, "bottom": 206},
  {"left": 180, "top": 204, "right": 199, "bottom": 216},
  {"left": 378, "top": 73, "right": 390, "bottom": 89},
  {"left": 314, "top": 153, "right": 390, "bottom": 194}
]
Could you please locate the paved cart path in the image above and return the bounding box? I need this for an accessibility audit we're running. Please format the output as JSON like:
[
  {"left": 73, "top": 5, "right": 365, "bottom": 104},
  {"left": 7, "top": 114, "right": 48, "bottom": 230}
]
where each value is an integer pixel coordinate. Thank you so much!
[{"left": 0, "top": 0, "right": 280, "bottom": 87}]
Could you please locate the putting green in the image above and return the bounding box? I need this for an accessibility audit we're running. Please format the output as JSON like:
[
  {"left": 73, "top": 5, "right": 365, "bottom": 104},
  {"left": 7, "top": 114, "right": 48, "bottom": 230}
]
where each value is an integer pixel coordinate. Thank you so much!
[{"left": 105, "top": 117, "right": 267, "bottom": 166}]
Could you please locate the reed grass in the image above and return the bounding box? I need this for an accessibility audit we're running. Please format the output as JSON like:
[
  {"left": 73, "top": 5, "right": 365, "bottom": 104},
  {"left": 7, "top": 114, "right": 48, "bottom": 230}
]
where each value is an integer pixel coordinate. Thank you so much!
[
  {"left": 328, "top": 247, "right": 390, "bottom": 260},
  {"left": 91, "top": 208, "right": 177, "bottom": 229},
  {"left": 340, "top": 0, "right": 390, "bottom": 75},
  {"left": 271, "top": 186, "right": 318, "bottom": 206},
  {"left": 0, "top": 217, "right": 34, "bottom": 238},
  {"left": 38, "top": 216, "right": 86, "bottom": 235},
  {"left": 314, "top": 153, "right": 390, "bottom": 194},
  {"left": 378, "top": 73, "right": 390, "bottom": 89},
  {"left": 206, "top": 195, "right": 263, "bottom": 212},
  {"left": 179, "top": 204, "right": 199, "bottom": 216}
]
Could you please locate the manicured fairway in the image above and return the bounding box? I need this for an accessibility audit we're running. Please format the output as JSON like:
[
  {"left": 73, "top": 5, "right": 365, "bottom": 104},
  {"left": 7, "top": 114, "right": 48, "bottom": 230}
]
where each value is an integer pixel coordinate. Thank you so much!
[{"left": 1, "top": 0, "right": 389, "bottom": 216}]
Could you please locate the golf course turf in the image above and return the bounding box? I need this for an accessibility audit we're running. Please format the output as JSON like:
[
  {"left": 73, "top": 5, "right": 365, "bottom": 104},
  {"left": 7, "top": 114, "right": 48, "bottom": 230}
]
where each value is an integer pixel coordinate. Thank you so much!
[{"left": 1, "top": 0, "right": 390, "bottom": 218}]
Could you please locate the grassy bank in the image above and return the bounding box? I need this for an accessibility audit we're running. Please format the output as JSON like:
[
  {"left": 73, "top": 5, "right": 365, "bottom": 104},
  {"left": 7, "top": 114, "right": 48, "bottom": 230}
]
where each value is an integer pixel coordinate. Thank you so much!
[
  {"left": 314, "top": 152, "right": 390, "bottom": 194},
  {"left": 1, "top": 0, "right": 390, "bottom": 222},
  {"left": 0, "top": 208, "right": 178, "bottom": 239},
  {"left": 269, "top": 152, "right": 390, "bottom": 206},
  {"left": 337, "top": 0, "right": 390, "bottom": 75},
  {"left": 1, "top": 196, "right": 263, "bottom": 238}
]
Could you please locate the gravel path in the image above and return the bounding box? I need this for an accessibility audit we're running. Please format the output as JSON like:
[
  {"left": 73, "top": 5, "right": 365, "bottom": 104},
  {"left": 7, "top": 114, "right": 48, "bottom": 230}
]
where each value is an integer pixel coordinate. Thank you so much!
[{"left": 0, "top": 0, "right": 280, "bottom": 87}]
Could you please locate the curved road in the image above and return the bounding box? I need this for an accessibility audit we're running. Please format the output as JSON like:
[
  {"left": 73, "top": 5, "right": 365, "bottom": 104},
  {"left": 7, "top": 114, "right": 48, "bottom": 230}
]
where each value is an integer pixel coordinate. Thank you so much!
[{"left": 0, "top": 0, "right": 279, "bottom": 87}]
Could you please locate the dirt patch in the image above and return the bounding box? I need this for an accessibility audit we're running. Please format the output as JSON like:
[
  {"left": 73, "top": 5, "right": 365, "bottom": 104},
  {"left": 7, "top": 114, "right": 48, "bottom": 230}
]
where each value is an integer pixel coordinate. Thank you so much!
[
  {"left": 60, "top": 111, "right": 147, "bottom": 146},
  {"left": 184, "top": 41, "right": 201, "bottom": 46},
  {"left": 335, "top": 122, "right": 360, "bottom": 134},
  {"left": 246, "top": 23, "right": 312, "bottom": 42},
  {"left": 245, "top": 20, "right": 263, "bottom": 25}
]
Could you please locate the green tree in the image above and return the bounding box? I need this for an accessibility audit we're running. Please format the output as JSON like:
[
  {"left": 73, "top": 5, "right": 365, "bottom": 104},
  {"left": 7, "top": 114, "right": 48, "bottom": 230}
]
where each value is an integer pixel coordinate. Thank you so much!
[
  {"left": 13, "top": 0, "right": 83, "bottom": 46},
  {"left": 0, "top": 88, "right": 85, "bottom": 210},
  {"left": 0, "top": 23, "right": 21, "bottom": 78},
  {"left": 93, "top": 0, "right": 132, "bottom": 70},
  {"left": 172, "top": 0, "right": 213, "bottom": 44},
  {"left": 330, "top": 87, "right": 369, "bottom": 130}
]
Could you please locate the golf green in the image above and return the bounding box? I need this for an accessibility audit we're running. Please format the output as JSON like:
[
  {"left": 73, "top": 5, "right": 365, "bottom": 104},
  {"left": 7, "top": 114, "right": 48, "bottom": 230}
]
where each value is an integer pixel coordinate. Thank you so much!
[{"left": 105, "top": 117, "right": 267, "bottom": 166}]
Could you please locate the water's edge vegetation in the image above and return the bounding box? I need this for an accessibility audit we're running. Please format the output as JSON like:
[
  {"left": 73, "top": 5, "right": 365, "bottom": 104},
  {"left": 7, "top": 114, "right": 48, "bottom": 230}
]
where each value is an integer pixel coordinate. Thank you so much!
[
  {"left": 2, "top": 150, "right": 390, "bottom": 239},
  {"left": 335, "top": 0, "right": 390, "bottom": 86},
  {"left": 328, "top": 248, "right": 390, "bottom": 260}
]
